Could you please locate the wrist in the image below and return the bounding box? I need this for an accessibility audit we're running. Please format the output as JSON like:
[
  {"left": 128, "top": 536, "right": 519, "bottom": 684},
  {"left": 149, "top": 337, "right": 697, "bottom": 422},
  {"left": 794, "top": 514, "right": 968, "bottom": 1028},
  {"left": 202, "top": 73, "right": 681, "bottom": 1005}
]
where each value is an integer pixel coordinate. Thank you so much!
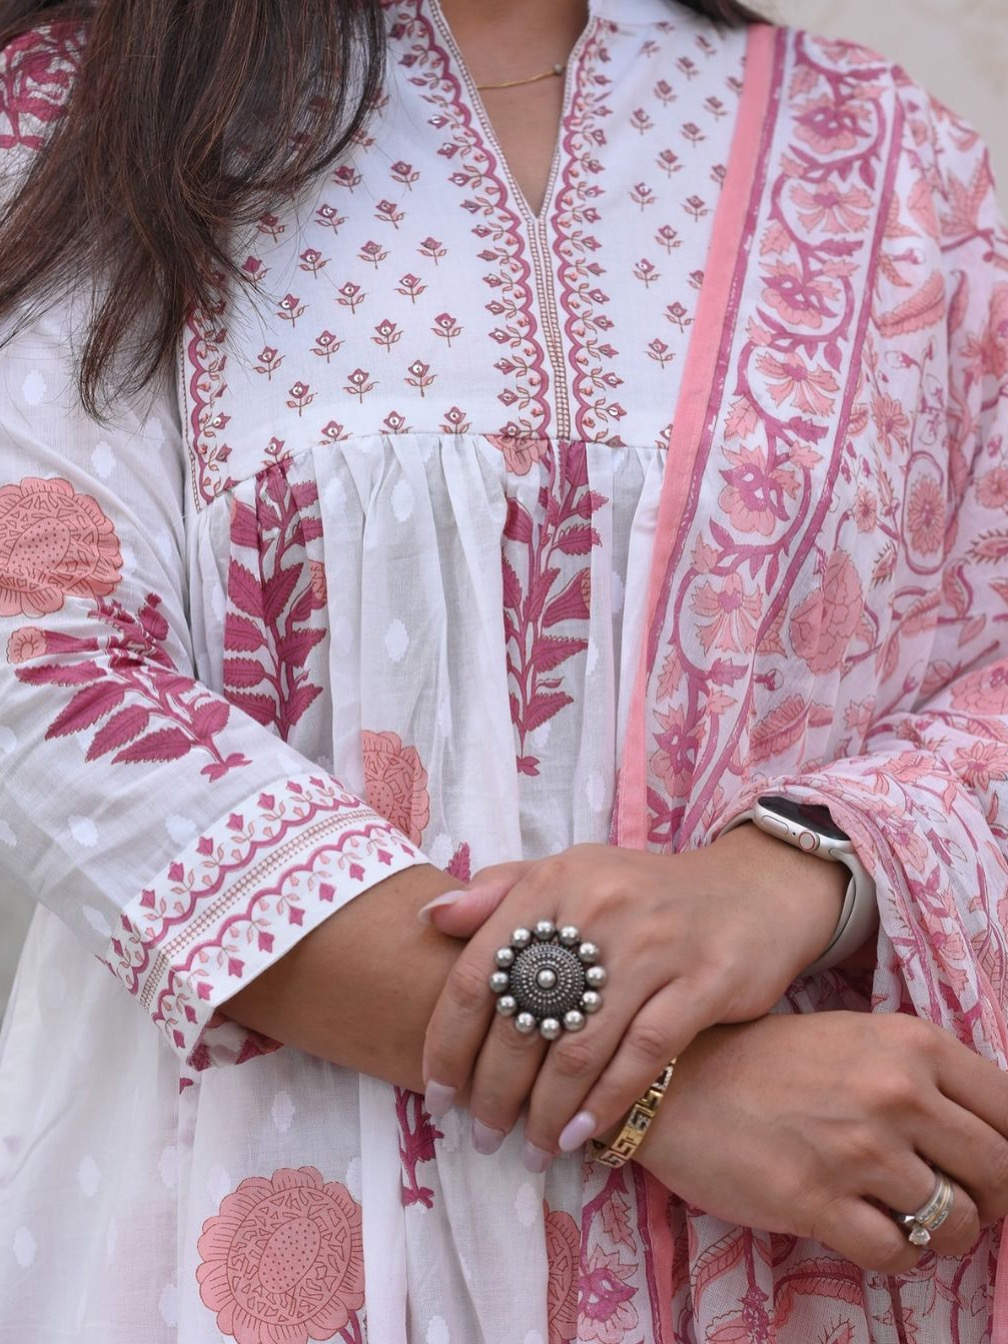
[{"left": 712, "top": 820, "right": 849, "bottom": 971}]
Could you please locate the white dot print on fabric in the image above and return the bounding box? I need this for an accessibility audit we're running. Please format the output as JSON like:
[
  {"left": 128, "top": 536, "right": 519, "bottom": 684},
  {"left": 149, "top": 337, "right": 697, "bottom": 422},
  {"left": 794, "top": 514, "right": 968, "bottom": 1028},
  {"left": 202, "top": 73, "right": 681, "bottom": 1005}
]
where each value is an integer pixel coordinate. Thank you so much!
[
  {"left": 271, "top": 1090, "right": 295, "bottom": 1133},
  {"left": 612, "top": 571, "right": 625, "bottom": 614},
  {"left": 69, "top": 815, "right": 98, "bottom": 847},
  {"left": 345, "top": 1156, "right": 362, "bottom": 1203},
  {"left": 585, "top": 770, "right": 607, "bottom": 813},
  {"left": 426, "top": 832, "right": 454, "bottom": 869},
  {"left": 514, "top": 1182, "right": 539, "bottom": 1228},
  {"left": 20, "top": 370, "right": 46, "bottom": 405},
  {"left": 0, "top": 726, "right": 17, "bottom": 755},
  {"left": 0, "top": 818, "right": 16, "bottom": 848},
  {"left": 12, "top": 1226, "right": 36, "bottom": 1268},
  {"left": 210, "top": 580, "right": 226, "bottom": 624},
  {"left": 331, "top": 614, "right": 354, "bottom": 654},
  {"left": 155, "top": 527, "right": 176, "bottom": 564},
  {"left": 524, "top": 1332, "right": 545, "bottom": 1344},
  {"left": 585, "top": 639, "right": 599, "bottom": 677},
  {"left": 323, "top": 472, "right": 347, "bottom": 514},
  {"left": 426, "top": 1317, "right": 450, "bottom": 1344},
  {"left": 159, "top": 1282, "right": 178, "bottom": 1327},
  {"left": 158, "top": 1145, "right": 178, "bottom": 1189},
  {"left": 165, "top": 814, "right": 197, "bottom": 846},
  {"left": 206, "top": 1164, "right": 233, "bottom": 1208},
  {"left": 384, "top": 618, "right": 409, "bottom": 663},
  {"left": 90, "top": 441, "right": 115, "bottom": 479},
  {"left": 81, "top": 904, "right": 111, "bottom": 939},
  {"left": 435, "top": 1107, "right": 461, "bottom": 1154},
  {"left": 391, "top": 478, "right": 414, "bottom": 522},
  {"left": 77, "top": 1155, "right": 101, "bottom": 1198}
]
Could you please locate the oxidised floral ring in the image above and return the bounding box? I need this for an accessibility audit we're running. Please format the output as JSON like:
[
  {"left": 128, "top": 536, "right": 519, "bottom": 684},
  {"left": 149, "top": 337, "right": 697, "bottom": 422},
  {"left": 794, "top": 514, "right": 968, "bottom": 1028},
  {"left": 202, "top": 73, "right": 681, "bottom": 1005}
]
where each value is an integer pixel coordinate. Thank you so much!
[{"left": 488, "top": 920, "right": 607, "bottom": 1040}]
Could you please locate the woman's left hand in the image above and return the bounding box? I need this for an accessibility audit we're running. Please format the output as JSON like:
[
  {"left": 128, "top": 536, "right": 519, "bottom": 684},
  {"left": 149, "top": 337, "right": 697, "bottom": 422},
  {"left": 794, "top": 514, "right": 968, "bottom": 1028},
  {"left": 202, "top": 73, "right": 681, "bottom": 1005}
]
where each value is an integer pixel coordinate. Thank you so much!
[{"left": 420, "top": 826, "right": 851, "bottom": 1170}]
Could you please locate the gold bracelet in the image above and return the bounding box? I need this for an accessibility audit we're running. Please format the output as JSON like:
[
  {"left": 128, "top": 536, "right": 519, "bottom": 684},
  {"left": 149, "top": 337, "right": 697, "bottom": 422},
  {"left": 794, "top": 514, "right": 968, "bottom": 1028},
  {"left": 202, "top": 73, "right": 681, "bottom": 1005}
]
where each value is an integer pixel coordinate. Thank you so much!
[{"left": 591, "top": 1059, "right": 677, "bottom": 1168}]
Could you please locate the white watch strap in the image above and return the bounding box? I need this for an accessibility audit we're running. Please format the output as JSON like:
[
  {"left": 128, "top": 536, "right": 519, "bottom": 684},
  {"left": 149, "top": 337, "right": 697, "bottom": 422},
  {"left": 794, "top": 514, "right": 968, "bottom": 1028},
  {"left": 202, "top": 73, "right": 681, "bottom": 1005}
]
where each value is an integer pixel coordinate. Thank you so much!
[{"left": 720, "top": 807, "right": 877, "bottom": 975}]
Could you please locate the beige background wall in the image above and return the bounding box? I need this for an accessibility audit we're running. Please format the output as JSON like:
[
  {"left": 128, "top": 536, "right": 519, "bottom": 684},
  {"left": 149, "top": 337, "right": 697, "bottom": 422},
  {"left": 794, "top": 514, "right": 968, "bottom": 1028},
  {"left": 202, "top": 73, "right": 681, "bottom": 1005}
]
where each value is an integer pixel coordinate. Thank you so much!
[{"left": 1, "top": 1, "right": 1006, "bottom": 1022}]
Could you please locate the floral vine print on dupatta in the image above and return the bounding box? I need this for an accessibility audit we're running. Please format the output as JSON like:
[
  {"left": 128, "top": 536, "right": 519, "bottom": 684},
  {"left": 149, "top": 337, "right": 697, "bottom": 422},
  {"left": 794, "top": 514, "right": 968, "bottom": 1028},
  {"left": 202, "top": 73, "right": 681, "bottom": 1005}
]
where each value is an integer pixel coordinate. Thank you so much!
[
  {"left": 387, "top": 0, "right": 554, "bottom": 438},
  {"left": 544, "top": 1202, "right": 579, "bottom": 1344},
  {"left": 501, "top": 440, "right": 606, "bottom": 776},
  {"left": 223, "top": 462, "right": 327, "bottom": 741},
  {"left": 3, "top": 477, "right": 247, "bottom": 779},
  {"left": 393, "top": 1087, "right": 442, "bottom": 1209},
  {"left": 185, "top": 280, "right": 236, "bottom": 507},
  {"left": 196, "top": 1166, "right": 365, "bottom": 1344},
  {"left": 577, "top": 1168, "right": 643, "bottom": 1344},
  {"left": 641, "top": 34, "right": 904, "bottom": 848}
]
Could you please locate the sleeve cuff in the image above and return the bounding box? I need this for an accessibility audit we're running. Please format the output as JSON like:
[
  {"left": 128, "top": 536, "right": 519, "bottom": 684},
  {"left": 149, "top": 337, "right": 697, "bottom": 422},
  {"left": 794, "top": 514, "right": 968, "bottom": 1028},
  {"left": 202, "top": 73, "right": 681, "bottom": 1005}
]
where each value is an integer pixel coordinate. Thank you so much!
[{"left": 102, "top": 771, "right": 428, "bottom": 1075}]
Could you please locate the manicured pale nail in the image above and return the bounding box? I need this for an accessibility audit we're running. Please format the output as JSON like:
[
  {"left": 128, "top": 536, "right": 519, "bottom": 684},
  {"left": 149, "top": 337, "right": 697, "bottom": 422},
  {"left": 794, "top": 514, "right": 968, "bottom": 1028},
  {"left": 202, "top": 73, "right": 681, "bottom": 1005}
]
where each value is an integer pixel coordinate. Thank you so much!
[
  {"left": 417, "top": 890, "right": 463, "bottom": 924},
  {"left": 558, "top": 1111, "right": 597, "bottom": 1153},
  {"left": 471, "top": 1119, "right": 506, "bottom": 1156},
  {"left": 522, "top": 1141, "right": 553, "bottom": 1174},
  {"left": 424, "top": 1081, "right": 456, "bottom": 1119}
]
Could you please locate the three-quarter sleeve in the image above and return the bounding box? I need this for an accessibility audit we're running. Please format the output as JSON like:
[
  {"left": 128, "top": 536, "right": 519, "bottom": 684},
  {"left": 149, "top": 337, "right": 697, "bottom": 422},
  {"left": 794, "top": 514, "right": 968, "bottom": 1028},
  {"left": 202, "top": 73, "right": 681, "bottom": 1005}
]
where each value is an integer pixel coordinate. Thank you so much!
[
  {"left": 0, "top": 27, "right": 429, "bottom": 1076},
  {"left": 715, "top": 86, "right": 1008, "bottom": 1059}
]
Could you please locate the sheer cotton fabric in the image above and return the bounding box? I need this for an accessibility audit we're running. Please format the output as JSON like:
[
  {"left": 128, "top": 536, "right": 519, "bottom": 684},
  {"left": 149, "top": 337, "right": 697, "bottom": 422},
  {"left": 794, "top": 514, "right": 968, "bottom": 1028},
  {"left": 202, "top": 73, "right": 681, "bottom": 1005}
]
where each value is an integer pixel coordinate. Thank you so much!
[{"left": 2, "top": 1, "right": 1008, "bottom": 1341}]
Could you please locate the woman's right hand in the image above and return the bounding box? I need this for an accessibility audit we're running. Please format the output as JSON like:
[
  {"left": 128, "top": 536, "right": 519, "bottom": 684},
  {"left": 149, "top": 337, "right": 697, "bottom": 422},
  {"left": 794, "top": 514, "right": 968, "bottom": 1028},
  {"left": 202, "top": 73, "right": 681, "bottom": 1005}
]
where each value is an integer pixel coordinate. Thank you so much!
[{"left": 634, "top": 1011, "right": 1008, "bottom": 1273}]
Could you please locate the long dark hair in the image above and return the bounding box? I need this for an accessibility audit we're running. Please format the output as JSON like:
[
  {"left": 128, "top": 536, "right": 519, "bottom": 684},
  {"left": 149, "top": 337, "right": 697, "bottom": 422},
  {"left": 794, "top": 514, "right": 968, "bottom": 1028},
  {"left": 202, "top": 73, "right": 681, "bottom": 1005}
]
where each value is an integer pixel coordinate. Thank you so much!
[{"left": 0, "top": 0, "right": 763, "bottom": 418}]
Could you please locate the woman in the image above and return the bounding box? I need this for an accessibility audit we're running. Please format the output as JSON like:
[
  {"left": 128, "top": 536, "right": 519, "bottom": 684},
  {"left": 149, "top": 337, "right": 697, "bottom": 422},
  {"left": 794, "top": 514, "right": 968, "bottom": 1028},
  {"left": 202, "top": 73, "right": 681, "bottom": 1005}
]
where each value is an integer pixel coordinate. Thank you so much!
[{"left": 1, "top": 0, "right": 1007, "bottom": 1338}]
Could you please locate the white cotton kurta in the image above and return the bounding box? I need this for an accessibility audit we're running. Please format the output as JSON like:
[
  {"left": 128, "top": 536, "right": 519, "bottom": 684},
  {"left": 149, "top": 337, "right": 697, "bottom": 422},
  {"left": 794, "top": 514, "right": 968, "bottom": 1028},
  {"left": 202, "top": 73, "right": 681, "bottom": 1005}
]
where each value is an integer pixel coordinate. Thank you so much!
[{"left": 0, "top": 1, "right": 748, "bottom": 1339}]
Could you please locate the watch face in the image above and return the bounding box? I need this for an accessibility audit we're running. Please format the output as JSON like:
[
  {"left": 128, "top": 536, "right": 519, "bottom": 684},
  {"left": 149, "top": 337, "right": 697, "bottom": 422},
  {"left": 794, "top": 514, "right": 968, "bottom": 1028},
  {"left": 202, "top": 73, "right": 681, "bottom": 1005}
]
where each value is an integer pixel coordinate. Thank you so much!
[{"left": 757, "top": 795, "right": 850, "bottom": 842}]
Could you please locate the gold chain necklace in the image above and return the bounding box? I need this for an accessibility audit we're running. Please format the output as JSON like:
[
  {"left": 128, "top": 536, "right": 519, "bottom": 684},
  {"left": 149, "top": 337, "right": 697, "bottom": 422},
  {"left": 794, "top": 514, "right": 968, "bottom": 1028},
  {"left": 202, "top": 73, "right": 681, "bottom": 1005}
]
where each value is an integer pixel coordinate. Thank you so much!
[{"left": 475, "top": 62, "right": 566, "bottom": 91}]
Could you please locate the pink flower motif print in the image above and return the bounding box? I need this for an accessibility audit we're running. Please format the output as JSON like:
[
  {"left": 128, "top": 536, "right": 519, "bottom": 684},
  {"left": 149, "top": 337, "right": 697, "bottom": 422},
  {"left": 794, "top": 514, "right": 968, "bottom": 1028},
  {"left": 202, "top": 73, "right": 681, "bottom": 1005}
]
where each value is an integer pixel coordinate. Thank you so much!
[
  {"left": 788, "top": 551, "right": 864, "bottom": 674},
  {"left": 790, "top": 181, "right": 873, "bottom": 235},
  {"left": 793, "top": 96, "right": 867, "bottom": 155},
  {"left": 544, "top": 1203, "right": 578, "bottom": 1344},
  {"left": 487, "top": 434, "right": 550, "bottom": 477},
  {"left": 950, "top": 664, "right": 1008, "bottom": 715},
  {"left": 578, "top": 1244, "right": 638, "bottom": 1343},
  {"left": 5, "top": 624, "right": 46, "bottom": 664},
  {"left": 196, "top": 1166, "right": 364, "bottom": 1344},
  {"left": 691, "top": 571, "right": 761, "bottom": 655},
  {"left": 0, "top": 476, "right": 122, "bottom": 617},
  {"left": 761, "top": 261, "right": 839, "bottom": 329},
  {"left": 963, "top": 284, "right": 1008, "bottom": 379},
  {"left": 755, "top": 351, "right": 840, "bottom": 417},
  {"left": 906, "top": 476, "right": 945, "bottom": 555},
  {"left": 718, "top": 443, "right": 800, "bottom": 537},
  {"left": 362, "top": 729, "right": 430, "bottom": 845}
]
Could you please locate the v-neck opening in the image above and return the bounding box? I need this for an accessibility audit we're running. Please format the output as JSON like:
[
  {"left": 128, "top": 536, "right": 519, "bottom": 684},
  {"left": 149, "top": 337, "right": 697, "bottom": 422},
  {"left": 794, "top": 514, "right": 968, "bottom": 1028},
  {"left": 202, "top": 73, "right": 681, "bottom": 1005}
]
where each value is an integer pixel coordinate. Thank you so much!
[{"left": 427, "top": 0, "right": 595, "bottom": 228}]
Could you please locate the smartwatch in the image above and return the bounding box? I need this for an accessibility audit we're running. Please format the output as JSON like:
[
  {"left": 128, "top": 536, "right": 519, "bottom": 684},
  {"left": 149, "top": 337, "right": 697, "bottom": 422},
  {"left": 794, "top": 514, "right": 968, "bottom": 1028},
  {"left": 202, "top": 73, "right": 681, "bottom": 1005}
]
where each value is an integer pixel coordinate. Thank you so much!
[{"left": 720, "top": 794, "right": 878, "bottom": 975}]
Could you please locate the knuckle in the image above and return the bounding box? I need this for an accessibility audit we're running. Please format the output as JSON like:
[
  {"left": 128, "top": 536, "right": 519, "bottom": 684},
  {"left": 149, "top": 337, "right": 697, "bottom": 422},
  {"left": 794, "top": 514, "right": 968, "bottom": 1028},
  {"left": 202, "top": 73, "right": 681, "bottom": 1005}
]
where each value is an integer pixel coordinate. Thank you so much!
[
  {"left": 936, "top": 1201, "right": 980, "bottom": 1255},
  {"left": 550, "top": 1037, "right": 598, "bottom": 1081},
  {"left": 450, "top": 960, "right": 494, "bottom": 1015},
  {"left": 983, "top": 1143, "right": 1008, "bottom": 1207},
  {"left": 624, "top": 1020, "right": 673, "bottom": 1068}
]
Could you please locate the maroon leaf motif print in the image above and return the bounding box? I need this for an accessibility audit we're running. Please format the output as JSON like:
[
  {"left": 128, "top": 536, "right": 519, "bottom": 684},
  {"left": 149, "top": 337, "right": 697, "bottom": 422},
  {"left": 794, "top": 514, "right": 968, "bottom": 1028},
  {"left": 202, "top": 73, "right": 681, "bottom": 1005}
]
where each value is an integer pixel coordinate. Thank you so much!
[
  {"left": 222, "top": 465, "right": 326, "bottom": 741},
  {"left": 501, "top": 445, "right": 606, "bottom": 773},
  {"left": 394, "top": 1087, "right": 442, "bottom": 1209},
  {"left": 17, "top": 595, "right": 248, "bottom": 779}
]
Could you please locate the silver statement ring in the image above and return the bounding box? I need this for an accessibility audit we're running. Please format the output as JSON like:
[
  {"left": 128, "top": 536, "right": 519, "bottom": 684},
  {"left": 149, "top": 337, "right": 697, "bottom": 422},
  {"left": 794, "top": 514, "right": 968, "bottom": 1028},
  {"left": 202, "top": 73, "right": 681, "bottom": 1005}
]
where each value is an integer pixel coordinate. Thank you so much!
[
  {"left": 894, "top": 1169, "right": 955, "bottom": 1247},
  {"left": 489, "top": 920, "right": 607, "bottom": 1041}
]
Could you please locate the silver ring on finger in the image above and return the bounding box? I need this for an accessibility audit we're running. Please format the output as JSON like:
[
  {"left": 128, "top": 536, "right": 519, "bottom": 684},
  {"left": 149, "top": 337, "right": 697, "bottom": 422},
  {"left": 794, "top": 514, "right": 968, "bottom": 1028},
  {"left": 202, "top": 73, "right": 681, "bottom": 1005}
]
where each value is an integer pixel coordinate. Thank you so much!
[
  {"left": 893, "top": 1168, "right": 955, "bottom": 1247},
  {"left": 489, "top": 920, "right": 606, "bottom": 1040}
]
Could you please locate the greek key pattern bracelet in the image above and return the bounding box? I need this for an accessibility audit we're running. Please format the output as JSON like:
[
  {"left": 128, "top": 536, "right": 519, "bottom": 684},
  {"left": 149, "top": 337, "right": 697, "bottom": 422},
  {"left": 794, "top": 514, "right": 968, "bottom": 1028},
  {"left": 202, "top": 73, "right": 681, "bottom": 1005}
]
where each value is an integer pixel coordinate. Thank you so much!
[{"left": 591, "top": 1059, "right": 677, "bottom": 1168}]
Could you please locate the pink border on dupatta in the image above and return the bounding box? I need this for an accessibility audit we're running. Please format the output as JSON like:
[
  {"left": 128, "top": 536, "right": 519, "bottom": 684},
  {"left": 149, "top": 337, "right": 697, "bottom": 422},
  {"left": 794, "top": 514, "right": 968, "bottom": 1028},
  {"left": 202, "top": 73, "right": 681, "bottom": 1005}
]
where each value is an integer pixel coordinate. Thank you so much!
[{"left": 612, "top": 22, "right": 780, "bottom": 853}]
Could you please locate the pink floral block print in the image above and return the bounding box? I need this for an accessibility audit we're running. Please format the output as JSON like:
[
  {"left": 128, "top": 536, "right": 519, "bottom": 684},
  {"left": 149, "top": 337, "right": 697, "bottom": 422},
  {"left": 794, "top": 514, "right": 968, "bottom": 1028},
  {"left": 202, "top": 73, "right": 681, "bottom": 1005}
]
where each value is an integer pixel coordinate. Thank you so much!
[
  {"left": 0, "top": 476, "right": 121, "bottom": 616},
  {"left": 196, "top": 1166, "right": 364, "bottom": 1344},
  {"left": 361, "top": 729, "right": 430, "bottom": 846}
]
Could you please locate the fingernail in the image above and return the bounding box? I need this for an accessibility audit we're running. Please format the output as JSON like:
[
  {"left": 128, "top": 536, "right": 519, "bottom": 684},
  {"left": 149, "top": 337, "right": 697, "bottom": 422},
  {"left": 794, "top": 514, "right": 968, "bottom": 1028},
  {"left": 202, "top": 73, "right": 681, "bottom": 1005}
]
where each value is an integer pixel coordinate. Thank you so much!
[
  {"left": 558, "top": 1110, "right": 597, "bottom": 1153},
  {"left": 522, "top": 1141, "right": 553, "bottom": 1174},
  {"left": 424, "top": 1081, "right": 456, "bottom": 1119},
  {"left": 471, "top": 1119, "right": 506, "bottom": 1155},
  {"left": 417, "top": 890, "right": 463, "bottom": 924}
]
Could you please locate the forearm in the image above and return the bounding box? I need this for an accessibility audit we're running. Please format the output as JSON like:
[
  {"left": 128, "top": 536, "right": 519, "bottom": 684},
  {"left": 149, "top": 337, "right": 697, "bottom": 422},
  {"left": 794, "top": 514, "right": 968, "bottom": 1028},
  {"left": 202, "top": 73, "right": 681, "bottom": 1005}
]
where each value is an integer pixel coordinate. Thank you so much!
[{"left": 219, "top": 864, "right": 466, "bottom": 1092}]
